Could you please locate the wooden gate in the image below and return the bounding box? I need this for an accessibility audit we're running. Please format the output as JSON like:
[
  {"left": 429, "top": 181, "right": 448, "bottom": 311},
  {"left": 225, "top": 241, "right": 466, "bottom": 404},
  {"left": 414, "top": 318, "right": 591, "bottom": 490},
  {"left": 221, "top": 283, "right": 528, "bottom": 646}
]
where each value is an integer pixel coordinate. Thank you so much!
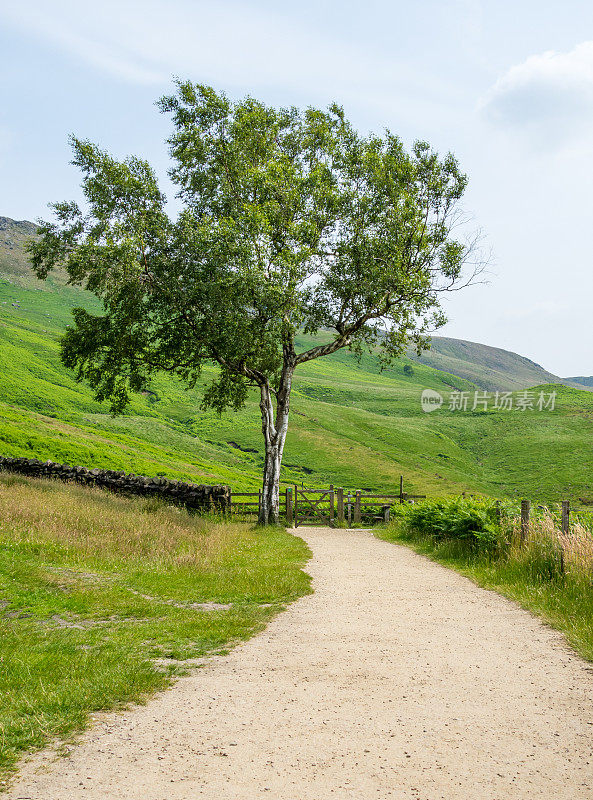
[
  {"left": 233, "top": 477, "right": 425, "bottom": 527},
  {"left": 293, "top": 485, "right": 334, "bottom": 527}
]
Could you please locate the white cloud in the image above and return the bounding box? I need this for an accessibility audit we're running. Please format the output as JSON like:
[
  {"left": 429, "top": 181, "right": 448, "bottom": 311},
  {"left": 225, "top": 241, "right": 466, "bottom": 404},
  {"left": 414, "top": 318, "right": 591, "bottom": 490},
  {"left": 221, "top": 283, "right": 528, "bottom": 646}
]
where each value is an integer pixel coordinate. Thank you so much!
[{"left": 480, "top": 40, "right": 593, "bottom": 147}]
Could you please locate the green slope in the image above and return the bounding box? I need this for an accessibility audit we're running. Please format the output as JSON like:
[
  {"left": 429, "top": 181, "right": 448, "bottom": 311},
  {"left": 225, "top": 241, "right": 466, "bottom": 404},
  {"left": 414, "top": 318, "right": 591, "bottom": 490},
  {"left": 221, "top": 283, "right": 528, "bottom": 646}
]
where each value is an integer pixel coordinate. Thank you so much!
[
  {"left": 1, "top": 215, "right": 592, "bottom": 503},
  {"left": 0, "top": 275, "right": 477, "bottom": 495}
]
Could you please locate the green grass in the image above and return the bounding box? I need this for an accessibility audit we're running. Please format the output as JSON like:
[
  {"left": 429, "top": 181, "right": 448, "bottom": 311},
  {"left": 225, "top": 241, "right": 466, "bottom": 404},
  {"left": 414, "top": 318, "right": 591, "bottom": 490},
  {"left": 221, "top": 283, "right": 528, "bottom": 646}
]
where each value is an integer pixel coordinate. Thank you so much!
[
  {"left": 0, "top": 473, "right": 311, "bottom": 783},
  {"left": 377, "top": 504, "right": 593, "bottom": 663}
]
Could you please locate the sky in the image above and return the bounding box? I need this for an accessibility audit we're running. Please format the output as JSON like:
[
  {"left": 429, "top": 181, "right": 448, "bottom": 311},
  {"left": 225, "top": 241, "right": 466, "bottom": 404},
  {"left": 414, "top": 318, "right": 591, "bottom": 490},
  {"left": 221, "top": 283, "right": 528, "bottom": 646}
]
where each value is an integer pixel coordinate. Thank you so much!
[{"left": 0, "top": 0, "right": 592, "bottom": 376}]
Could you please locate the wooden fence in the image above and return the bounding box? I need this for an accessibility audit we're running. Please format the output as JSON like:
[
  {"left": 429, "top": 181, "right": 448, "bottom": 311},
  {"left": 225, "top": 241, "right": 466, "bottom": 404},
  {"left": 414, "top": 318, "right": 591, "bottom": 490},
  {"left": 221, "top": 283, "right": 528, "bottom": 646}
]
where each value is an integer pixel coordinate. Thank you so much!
[
  {"left": 518, "top": 499, "right": 572, "bottom": 536},
  {"left": 511, "top": 498, "right": 578, "bottom": 575},
  {"left": 229, "top": 490, "right": 287, "bottom": 518},
  {"left": 230, "top": 476, "right": 425, "bottom": 527}
]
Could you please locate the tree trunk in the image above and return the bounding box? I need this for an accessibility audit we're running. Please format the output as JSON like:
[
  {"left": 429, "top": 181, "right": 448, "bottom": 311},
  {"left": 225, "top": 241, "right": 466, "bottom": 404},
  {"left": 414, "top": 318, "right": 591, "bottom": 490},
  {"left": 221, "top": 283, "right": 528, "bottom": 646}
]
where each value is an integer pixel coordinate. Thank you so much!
[
  {"left": 259, "top": 439, "right": 282, "bottom": 525},
  {"left": 257, "top": 365, "right": 293, "bottom": 525}
]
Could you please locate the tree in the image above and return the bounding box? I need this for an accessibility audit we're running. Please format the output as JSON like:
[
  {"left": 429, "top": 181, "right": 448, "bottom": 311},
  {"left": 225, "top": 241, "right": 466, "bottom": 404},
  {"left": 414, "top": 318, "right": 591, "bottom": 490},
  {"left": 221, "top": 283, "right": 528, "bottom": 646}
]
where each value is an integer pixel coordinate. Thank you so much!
[{"left": 28, "top": 81, "right": 480, "bottom": 525}]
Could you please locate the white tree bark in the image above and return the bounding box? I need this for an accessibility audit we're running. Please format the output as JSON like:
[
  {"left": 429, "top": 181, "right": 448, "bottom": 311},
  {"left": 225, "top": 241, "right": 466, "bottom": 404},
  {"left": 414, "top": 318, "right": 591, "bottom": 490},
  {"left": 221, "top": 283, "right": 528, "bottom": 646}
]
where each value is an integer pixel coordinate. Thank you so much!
[{"left": 258, "top": 365, "right": 293, "bottom": 525}]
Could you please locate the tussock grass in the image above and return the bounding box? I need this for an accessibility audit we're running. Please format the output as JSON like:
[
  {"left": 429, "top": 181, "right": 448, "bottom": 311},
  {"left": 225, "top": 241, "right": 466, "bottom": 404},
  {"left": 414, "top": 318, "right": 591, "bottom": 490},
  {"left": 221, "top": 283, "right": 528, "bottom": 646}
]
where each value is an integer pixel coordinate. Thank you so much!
[
  {"left": 377, "top": 498, "right": 593, "bottom": 663},
  {"left": 0, "top": 476, "right": 239, "bottom": 571},
  {"left": 503, "top": 507, "right": 593, "bottom": 581},
  {"left": 0, "top": 474, "right": 311, "bottom": 784},
  {"left": 559, "top": 523, "right": 593, "bottom": 574}
]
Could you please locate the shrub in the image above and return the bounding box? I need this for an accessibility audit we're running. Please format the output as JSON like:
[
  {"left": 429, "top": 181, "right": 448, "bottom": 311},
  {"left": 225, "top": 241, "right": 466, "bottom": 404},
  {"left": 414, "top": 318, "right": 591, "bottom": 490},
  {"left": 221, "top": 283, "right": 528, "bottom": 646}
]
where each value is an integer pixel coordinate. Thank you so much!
[
  {"left": 393, "top": 498, "right": 593, "bottom": 580},
  {"left": 398, "top": 497, "right": 503, "bottom": 550}
]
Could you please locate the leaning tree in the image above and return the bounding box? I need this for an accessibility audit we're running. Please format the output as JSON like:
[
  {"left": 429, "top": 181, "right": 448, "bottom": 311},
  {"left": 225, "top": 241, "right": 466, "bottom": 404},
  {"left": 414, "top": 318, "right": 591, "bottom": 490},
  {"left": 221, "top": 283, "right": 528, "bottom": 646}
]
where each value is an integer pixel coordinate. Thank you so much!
[{"left": 29, "top": 81, "right": 479, "bottom": 524}]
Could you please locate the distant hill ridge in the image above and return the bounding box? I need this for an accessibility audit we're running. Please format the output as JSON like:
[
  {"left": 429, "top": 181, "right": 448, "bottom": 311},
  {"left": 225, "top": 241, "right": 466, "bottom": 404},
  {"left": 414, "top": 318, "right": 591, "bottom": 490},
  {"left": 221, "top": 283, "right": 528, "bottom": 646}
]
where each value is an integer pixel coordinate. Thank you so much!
[
  {"left": 0, "top": 216, "right": 38, "bottom": 281},
  {"left": 566, "top": 376, "right": 593, "bottom": 388},
  {"left": 0, "top": 215, "right": 72, "bottom": 290},
  {"left": 408, "top": 336, "right": 564, "bottom": 392},
  {"left": 0, "top": 215, "right": 36, "bottom": 235}
]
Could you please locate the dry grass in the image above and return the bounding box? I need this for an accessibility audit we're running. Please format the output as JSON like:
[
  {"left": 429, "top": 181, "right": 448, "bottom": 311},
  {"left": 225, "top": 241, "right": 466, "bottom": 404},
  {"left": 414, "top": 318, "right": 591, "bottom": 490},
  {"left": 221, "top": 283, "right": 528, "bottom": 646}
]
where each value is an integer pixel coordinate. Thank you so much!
[
  {"left": 506, "top": 508, "right": 593, "bottom": 579},
  {"left": 0, "top": 474, "right": 236, "bottom": 568},
  {"left": 558, "top": 523, "right": 593, "bottom": 574}
]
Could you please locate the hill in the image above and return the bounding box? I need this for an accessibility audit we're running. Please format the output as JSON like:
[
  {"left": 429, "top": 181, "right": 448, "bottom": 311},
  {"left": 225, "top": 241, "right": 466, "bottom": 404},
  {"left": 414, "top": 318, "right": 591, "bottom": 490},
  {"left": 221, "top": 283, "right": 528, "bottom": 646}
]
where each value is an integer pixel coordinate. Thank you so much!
[
  {"left": 566, "top": 376, "right": 593, "bottom": 388},
  {"left": 409, "top": 335, "right": 562, "bottom": 391},
  {"left": 0, "top": 215, "right": 71, "bottom": 290},
  {"left": 0, "top": 216, "right": 38, "bottom": 284},
  {"left": 1, "top": 215, "right": 592, "bottom": 504},
  {"left": 0, "top": 215, "right": 36, "bottom": 260}
]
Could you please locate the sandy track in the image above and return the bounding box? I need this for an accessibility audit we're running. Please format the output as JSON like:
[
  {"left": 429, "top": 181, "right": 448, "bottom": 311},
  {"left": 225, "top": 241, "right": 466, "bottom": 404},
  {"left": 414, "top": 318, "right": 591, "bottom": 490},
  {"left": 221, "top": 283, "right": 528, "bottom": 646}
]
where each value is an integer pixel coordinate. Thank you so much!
[{"left": 7, "top": 527, "right": 593, "bottom": 799}]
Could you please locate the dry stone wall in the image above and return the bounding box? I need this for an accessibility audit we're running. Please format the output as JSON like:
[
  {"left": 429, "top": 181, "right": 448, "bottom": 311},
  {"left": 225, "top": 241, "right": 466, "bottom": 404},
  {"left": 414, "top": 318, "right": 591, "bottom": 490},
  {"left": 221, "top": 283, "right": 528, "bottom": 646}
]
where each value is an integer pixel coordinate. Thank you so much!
[{"left": 0, "top": 456, "right": 230, "bottom": 512}]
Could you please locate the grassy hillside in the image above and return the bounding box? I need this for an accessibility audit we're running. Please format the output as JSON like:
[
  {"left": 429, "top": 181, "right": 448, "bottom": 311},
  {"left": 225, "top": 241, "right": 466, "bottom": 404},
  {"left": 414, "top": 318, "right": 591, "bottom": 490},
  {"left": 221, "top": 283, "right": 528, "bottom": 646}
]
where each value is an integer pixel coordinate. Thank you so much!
[
  {"left": 1, "top": 216, "right": 593, "bottom": 503},
  {"left": 0, "top": 275, "right": 476, "bottom": 495}
]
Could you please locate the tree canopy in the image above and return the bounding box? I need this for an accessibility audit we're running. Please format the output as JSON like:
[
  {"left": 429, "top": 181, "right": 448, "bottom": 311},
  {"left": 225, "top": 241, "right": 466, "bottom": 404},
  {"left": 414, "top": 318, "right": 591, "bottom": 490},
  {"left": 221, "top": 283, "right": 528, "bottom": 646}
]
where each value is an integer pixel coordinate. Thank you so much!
[{"left": 28, "top": 81, "right": 479, "bottom": 523}]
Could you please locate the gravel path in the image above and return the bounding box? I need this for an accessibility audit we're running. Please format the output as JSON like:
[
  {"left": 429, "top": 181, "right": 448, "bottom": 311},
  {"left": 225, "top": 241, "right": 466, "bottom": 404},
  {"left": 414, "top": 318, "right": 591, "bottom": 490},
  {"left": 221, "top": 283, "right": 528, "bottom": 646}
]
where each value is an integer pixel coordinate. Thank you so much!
[{"left": 7, "top": 527, "right": 593, "bottom": 799}]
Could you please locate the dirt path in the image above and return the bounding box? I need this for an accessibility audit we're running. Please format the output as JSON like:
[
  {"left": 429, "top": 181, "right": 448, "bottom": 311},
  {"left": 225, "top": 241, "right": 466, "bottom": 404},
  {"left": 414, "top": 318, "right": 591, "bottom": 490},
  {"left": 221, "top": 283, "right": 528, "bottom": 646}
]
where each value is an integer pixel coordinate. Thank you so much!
[{"left": 7, "top": 527, "right": 593, "bottom": 799}]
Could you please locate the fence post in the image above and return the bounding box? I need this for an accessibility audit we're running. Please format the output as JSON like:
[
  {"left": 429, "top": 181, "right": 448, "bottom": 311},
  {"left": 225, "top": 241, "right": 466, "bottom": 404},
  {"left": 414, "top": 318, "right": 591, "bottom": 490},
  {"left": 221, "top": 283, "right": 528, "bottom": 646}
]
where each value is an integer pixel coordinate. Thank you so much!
[
  {"left": 520, "top": 500, "right": 530, "bottom": 544},
  {"left": 329, "top": 484, "right": 335, "bottom": 527},
  {"left": 337, "top": 488, "right": 344, "bottom": 524},
  {"left": 560, "top": 500, "right": 570, "bottom": 574},
  {"left": 354, "top": 490, "right": 361, "bottom": 524},
  {"left": 286, "top": 487, "right": 294, "bottom": 528},
  {"left": 294, "top": 484, "right": 298, "bottom": 528},
  {"left": 399, "top": 475, "right": 404, "bottom": 504},
  {"left": 228, "top": 488, "right": 232, "bottom": 518},
  {"left": 383, "top": 504, "right": 391, "bottom": 523},
  {"left": 347, "top": 492, "right": 352, "bottom": 527},
  {"left": 258, "top": 489, "right": 262, "bottom": 522},
  {"left": 561, "top": 500, "right": 570, "bottom": 534}
]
